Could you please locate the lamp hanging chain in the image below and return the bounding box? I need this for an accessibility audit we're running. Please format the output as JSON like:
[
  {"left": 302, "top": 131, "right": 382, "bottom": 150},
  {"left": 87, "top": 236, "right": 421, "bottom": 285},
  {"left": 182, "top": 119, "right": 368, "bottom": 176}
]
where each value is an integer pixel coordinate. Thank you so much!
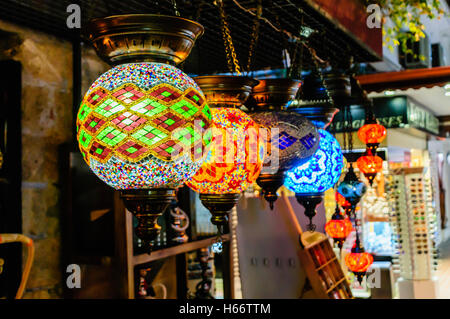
[
  {"left": 288, "top": 9, "right": 304, "bottom": 79},
  {"left": 217, "top": 0, "right": 242, "bottom": 75},
  {"left": 343, "top": 105, "right": 348, "bottom": 153},
  {"left": 171, "top": 0, "right": 180, "bottom": 16},
  {"left": 348, "top": 104, "right": 354, "bottom": 153},
  {"left": 246, "top": 0, "right": 262, "bottom": 74},
  {"left": 311, "top": 57, "right": 334, "bottom": 106}
]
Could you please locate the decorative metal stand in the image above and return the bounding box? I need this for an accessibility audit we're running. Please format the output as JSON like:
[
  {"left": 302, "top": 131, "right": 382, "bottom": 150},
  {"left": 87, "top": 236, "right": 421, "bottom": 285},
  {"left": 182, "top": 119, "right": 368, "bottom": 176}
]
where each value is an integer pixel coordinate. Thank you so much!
[
  {"left": 170, "top": 202, "right": 189, "bottom": 244},
  {"left": 194, "top": 248, "right": 214, "bottom": 299}
]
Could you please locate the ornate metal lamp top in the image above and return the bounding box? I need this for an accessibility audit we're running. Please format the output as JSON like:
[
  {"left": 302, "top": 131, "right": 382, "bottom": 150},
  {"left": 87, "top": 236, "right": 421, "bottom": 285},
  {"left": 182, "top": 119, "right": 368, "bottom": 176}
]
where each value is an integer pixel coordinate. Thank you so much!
[{"left": 87, "top": 14, "right": 204, "bottom": 66}]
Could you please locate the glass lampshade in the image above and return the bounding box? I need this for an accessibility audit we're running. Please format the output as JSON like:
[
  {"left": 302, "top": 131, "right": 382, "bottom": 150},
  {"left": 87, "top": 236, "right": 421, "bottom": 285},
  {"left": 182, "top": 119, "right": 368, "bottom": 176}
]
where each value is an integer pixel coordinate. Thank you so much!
[
  {"left": 186, "top": 107, "right": 264, "bottom": 194},
  {"left": 284, "top": 129, "right": 343, "bottom": 195},
  {"left": 251, "top": 111, "right": 320, "bottom": 172},
  {"left": 357, "top": 123, "right": 387, "bottom": 145},
  {"left": 77, "top": 62, "right": 212, "bottom": 190},
  {"left": 325, "top": 214, "right": 353, "bottom": 248},
  {"left": 337, "top": 166, "right": 367, "bottom": 207},
  {"left": 345, "top": 251, "right": 373, "bottom": 273},
  {"left": 356, "top": 154, "right": 383, "bottom": 175},
  {"left": 345, "top": 250, "right": 374, "bottom": 284}
]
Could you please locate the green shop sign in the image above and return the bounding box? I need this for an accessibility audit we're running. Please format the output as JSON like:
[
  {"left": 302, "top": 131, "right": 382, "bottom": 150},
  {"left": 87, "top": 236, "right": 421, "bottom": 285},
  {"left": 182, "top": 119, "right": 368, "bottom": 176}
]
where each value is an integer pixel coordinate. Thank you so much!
[{"left": 332, "top": 96, "right": 439, "bottom": 135}]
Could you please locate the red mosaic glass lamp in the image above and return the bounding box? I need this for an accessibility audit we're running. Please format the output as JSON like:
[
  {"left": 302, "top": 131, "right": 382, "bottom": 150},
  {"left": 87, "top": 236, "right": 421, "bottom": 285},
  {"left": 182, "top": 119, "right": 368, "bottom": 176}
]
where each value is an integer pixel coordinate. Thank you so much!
[
  {"left": 345, "top": 232, "right": 374, "bottom": 284},
  {"left": 325, "top": 206, "right": 353, "bottom": 249},
  {"left": 356, "top": 149, "right": 383, "bottom": 186},
  {"left": 186, "top": 75, "right": 264, "bottom": 232},
  {"left": 357, "top": 108, "right": 387, "bottom": 154}
]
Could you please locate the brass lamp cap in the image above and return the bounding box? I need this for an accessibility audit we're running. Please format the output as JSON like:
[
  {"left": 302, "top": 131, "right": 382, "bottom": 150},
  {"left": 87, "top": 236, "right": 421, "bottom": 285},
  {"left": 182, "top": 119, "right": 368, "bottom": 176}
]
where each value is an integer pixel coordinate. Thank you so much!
[
  {"left": 194, "top": 75, "right": 259, "bottom": 108},
  {"left": 249, "top": 78, "right": 302, "bottom": 111},
  {"left": 87, "top": 14, "right": 204, "bottom": 66}
]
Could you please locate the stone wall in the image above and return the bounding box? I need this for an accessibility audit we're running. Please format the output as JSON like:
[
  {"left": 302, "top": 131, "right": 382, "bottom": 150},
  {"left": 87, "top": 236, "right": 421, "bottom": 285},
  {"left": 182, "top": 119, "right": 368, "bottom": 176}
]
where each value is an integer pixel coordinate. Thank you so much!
[{"left": 0, "top": 19, "right": 107, "bottom": 298}]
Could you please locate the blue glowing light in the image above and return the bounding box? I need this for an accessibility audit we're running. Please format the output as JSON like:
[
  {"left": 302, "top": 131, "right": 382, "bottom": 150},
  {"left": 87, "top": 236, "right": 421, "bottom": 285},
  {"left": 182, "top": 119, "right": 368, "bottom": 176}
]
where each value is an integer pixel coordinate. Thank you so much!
[
  {"left": 337, "top": 167, "right": 367, "bottom": 206},
  {"left": 284, "top": 129, "right": 343, "bottom": 195}
]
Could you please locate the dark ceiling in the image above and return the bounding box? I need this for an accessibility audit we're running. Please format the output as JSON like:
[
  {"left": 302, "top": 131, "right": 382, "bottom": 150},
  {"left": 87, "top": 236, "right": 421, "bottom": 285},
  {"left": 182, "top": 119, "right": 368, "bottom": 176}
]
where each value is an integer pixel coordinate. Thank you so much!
[{"left": 0, "top": 0, "right": 381, "bottom": 75}]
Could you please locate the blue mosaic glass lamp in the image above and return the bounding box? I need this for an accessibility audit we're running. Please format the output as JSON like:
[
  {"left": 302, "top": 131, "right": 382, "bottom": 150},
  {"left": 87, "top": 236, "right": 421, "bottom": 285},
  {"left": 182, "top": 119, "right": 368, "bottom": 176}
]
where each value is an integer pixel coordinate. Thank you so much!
[
  {"left": 337, "top": 164, "right": 367, "bottom": 219},
  {"left": 285, "top": 128, "right": 343, "bottom": 230},
  {"left": 248, "top": 79, "right": 320, "bottom": 209}
]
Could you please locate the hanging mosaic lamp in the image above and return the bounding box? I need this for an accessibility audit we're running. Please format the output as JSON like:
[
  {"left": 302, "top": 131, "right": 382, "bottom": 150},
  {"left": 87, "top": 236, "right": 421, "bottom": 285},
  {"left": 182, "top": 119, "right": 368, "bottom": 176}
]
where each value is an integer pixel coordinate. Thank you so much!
[
  {"left": 325, "top": 206, "right": 353, "bottom": 249},
  {"left": 357, "top": 110, "right": 387, "bottom": 154},
  {"left": 345, "top": 233, "right": 374, "bottom": 284},
  {"left": 186, "top": 75, "right": 264, "bottom": 231},
  {"left": 356, "top": 149, "right": 383, "bottom": 186},
  {"left": 337, "top": 164, "right": 367, "bottom": 219},
  {"left": 248, "top": 79, "right": 320, "bottom": 209},
  {"left": 77, "top": 15, "right": 210, "bottom": 250},
  {"left": 284, "top": 129, "right": 343, "bottom": 231}
]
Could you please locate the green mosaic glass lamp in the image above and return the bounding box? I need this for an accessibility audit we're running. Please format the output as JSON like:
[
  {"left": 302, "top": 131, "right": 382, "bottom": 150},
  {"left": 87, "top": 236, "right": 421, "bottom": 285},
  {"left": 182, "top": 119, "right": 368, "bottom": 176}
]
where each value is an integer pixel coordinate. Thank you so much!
[{"left": 77, "top": 15, "right": 211, "bottom": 251}]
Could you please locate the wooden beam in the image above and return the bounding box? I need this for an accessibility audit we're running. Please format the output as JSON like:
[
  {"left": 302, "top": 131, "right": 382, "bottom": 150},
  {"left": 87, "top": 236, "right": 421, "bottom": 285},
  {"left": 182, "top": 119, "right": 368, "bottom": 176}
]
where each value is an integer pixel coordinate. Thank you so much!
[{"left": 356, "top": 66, "right": 450, "bottom": 93}]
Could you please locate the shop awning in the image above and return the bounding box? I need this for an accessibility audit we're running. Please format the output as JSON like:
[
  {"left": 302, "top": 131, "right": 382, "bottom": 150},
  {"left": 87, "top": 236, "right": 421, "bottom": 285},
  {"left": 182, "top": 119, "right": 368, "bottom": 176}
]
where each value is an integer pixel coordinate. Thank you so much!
[{"left": 355, "top": 66, "right": 450, "bottom": 93}]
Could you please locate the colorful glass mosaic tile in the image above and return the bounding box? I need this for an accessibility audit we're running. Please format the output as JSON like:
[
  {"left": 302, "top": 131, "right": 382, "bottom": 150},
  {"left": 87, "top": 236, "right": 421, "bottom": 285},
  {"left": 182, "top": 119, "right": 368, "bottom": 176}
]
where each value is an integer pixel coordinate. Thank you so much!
[
  {"left": 251, "top": 111, "right": 320, "bottom": 172},
  {"left": 77, "top": 62, "right": 212, "bottom": 190},
  {"left": 285, "top": 129, "right": 343, "bottom": 195},
  {"left": 186, "top": 107, "right": 265, "bottom": 195}
]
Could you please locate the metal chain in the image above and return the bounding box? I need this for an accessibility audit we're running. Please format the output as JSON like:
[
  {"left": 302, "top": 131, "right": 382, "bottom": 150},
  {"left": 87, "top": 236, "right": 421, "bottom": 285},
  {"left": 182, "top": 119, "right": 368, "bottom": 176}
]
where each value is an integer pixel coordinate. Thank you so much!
[
  {"left": 343, "top": 105, "right": 348, "bottom": 153},
  {"left": 171, "top": 0, "right": 180, "bottom": 16},
  {"left": 246, "top": 0, "right": 262, "bottom": 74},
  {"left": 217, "top": 0, "right": 241, "bottom": 75},
  {"left": 311, "top": 57, "right": 334, "bottom": 105},
  {"left": 348, "top": 104, "right": 354, "bottom": 153}
]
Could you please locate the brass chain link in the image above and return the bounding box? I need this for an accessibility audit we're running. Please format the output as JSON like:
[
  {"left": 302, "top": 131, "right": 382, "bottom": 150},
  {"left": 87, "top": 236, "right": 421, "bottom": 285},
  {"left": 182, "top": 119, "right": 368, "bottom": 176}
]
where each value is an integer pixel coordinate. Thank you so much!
[
  {"left": 217, "top": 0, "right": 241, "bottom": 75},
  {"left": 246, "top": 0, "right": 262, "bottom": 73},
  {"left": 171, "top": 0, "right": 180, "bottom": 16}
]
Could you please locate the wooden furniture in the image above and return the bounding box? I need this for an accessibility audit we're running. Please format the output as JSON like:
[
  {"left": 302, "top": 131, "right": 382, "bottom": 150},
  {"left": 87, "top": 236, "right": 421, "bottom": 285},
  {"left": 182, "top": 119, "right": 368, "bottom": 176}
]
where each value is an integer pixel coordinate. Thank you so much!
[
  {"left": 115, "top": 192, "right": 232, "bottom": 299},
  {"left": 61, "top": 153, "right": 233, "bottom": 299},
  {"left": 281, "top": 192, "right": 353, "bottom": 299},
  {"left": 298, "top": 232, "right": 353, "bottom": 299}
]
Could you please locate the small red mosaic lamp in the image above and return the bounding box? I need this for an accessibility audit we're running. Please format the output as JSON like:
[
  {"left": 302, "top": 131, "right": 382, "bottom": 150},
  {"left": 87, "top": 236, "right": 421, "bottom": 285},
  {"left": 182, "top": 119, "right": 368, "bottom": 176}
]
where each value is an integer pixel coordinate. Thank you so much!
[
  {"left": 345, "top": 234, "right": 374, "bottom": 284},
  {"left": 356, "top": 149, "right": 383, "bottom": 186},
  {"left": 325, "top": 207, "right": 353, "bottom": 249},
  {"left": 357, "top": 112, "right": 387, "bottom": 154}
]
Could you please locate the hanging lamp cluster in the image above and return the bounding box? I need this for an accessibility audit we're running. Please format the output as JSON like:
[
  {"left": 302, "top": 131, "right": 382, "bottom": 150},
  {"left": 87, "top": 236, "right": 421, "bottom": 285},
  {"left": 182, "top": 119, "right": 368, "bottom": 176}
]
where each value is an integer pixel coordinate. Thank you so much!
[
  {"left": 356, "top": 102, "right": 387, "bottom": 186},
  {"left": 75, "top": 4, "right": 377, "bottom": 285}
]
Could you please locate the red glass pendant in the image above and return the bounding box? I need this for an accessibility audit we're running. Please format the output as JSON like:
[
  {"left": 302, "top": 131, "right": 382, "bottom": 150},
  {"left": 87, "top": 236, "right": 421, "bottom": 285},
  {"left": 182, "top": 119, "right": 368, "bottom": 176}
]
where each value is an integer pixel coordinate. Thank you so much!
[
  {"left": 336, "top": 191, "right": 350, "bottom": 208},
  {"left": 357, "top": 123, "right": 386, "bottom": 152},
  {"left": 356, "top": 151, "right": 383, "bottom": 186},
  {"left": 325, "top": 208, "right": 353, "bottom": 249},
  {"left": 345, "top": 237, "right": 373, "bottom": 284}
]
